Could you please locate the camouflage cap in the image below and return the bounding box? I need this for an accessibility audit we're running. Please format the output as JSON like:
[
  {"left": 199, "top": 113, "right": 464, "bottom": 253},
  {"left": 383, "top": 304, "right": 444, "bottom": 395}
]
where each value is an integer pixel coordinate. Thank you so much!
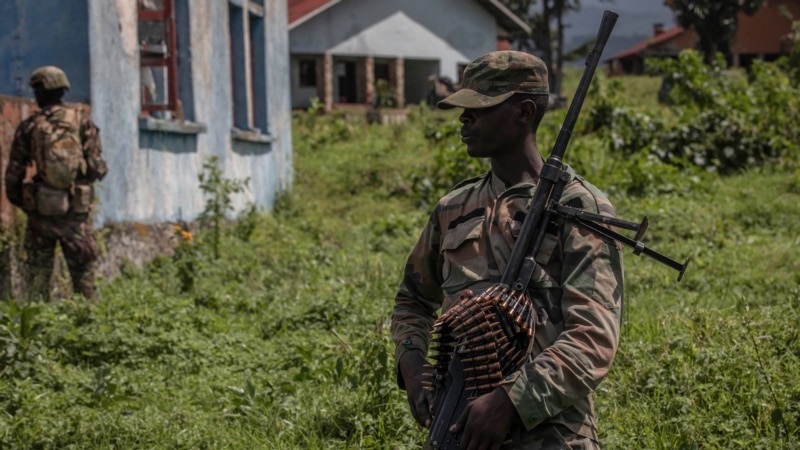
[
  {"left": 438, "top": 51, "right": 548, "bottom": 110},
  {"left": 29, "top": 66, "right": 71, "bottom": 90}
]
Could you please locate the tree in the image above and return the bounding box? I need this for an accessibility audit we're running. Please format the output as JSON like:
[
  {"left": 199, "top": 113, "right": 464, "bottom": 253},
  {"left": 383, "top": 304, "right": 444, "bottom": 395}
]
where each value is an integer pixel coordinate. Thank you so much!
[
  {"left": 500, "top": 0, "right": 611, "bottom": 102},
  {"left": 665, "top": 0, "right": 766, "bottom": 65}
]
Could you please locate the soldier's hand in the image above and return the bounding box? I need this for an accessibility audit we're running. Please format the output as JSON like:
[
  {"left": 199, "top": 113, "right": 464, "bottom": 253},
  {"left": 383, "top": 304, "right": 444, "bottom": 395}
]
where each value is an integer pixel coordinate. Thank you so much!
[
  {"left": 399, "top": 350, "right": 435, "bottom": 428},
  {"left": 450, "top": 388, "right": 516, "bottom": 450}
]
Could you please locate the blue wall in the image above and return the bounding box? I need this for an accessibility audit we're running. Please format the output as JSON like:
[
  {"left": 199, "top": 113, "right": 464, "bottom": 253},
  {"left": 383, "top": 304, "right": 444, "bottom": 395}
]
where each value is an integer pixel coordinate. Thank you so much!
[{"left": 0, "top": 0, "right": 91, "bottom": 103}]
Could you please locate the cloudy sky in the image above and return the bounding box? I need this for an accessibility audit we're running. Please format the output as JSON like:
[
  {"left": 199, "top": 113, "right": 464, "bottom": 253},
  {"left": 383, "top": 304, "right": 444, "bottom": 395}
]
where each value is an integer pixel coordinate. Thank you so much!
[{"left": 562, "top": 0, "right": 677, "bottom": 59}]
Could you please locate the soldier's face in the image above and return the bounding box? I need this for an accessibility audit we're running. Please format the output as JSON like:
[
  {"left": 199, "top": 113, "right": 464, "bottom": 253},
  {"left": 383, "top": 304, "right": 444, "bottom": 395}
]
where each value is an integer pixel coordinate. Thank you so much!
[{"left": 458, "top": 100, "right": 525, "bottom": 159}]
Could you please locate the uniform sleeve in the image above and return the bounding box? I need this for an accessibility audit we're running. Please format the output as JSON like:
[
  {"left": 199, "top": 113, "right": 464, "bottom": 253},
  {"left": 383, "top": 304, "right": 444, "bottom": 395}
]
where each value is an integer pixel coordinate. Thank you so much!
[
  {"left": 391, "top": 209, "right": 446, "bottom": 388},
  {"left": 80, "top": 112, "right": 107, "bottom": 182},
  {"left": 500, "top": 196, "right": 624, "bottom": 430},
  {"left": 4, "top": 120, "right": 34, "bottom": 208}
]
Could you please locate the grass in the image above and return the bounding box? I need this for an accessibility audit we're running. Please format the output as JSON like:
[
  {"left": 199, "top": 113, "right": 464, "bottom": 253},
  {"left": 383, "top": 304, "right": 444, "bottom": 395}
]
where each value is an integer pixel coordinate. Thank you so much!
[{"left": 1, "top": 74, "right": 799, "bottom": 449}]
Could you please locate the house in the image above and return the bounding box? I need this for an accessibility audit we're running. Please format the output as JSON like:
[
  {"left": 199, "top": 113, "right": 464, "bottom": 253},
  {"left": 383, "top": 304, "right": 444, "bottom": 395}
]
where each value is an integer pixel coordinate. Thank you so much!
[
  {"left": 287, "top": 0, "right": 531, "bottom": 110},
  {"left": 607, "top": 0, "right": 800, "bottom": 75},
  {"left": 1, "top": 0, "right": 292, "bottom": 227},
  {"left": 606, "top": 23, "right": 694, "bottom": 75},
  {"left": 0, "top": 0, "right": 292, "bottom": 295}
]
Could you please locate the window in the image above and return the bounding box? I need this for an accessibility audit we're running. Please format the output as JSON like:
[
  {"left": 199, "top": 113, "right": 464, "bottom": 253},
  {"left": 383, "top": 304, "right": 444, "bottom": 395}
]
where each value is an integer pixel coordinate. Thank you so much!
[
  {"left": 299, "top": 60, "right": 317, "bottom": 87},
  {"left": 229, "top": 0, "right": 267, "bottom": 133},
  {"left": 138, "top": 0, "right": 179, "bottom": 115}
]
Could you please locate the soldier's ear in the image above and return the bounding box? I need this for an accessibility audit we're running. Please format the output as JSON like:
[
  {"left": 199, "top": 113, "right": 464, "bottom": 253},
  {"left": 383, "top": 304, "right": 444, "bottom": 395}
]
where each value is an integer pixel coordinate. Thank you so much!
[{"left": 517, "top": 98, "right": 536, "bottom": 124}]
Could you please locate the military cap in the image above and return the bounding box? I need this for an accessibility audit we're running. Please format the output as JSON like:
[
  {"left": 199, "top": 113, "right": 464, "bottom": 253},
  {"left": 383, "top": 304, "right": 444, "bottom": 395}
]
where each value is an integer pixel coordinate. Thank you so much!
[
  {"left": 438, "top": 51, "right": 548, "bottom": 110},
  {"left": 29, "top": 66, "right": 71, "bottom": 90}
]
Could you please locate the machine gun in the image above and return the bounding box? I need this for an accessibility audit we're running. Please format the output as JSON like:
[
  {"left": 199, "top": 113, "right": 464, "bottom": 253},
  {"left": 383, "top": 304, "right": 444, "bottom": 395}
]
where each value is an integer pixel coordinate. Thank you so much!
[{"left": 426, "top": 10, "right": 689, "bottom": 449}]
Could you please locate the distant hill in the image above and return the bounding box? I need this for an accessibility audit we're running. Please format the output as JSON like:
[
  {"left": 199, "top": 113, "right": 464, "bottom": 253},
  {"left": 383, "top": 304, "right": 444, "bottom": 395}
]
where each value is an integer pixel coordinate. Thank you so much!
[{"left": 562, "top": 1, "right": 677, "bottom": 63}]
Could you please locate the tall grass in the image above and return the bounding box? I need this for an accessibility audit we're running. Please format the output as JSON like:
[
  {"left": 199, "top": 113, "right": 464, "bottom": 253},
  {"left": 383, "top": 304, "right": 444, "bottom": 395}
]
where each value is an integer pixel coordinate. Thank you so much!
[{"left": 1, "top": 73, "right": 799, "bottom": 449}]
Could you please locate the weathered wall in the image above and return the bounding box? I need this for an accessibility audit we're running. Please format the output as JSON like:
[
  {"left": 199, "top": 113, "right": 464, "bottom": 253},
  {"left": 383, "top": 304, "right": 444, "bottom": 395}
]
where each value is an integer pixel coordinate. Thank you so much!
[
  {"left": 0, "top": 1, "right": 92, "bottom": 103},
  {"left": 1, "top": 0, "right": 294, "bottom": 298},
  {"left": 2, "top": 218, "right": 187, "bottom": 301},
  {"left": 88, "top": 0, "right": 293, "bottom": 225},
  {"left": 0, "top": 96, "right": 36, "bottom": 227}
]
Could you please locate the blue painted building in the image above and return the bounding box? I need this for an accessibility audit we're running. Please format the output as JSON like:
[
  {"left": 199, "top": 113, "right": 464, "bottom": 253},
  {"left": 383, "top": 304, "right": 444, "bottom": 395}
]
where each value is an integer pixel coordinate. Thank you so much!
[{"left": 1, "top": 0, "right": 293, "bottom": 226}]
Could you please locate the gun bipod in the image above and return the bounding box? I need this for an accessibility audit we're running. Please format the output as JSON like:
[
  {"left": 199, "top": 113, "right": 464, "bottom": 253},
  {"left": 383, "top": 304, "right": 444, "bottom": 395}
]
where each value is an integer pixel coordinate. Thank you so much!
[{"left": 553, "top": 204, "right": 689, "bottom": 281}]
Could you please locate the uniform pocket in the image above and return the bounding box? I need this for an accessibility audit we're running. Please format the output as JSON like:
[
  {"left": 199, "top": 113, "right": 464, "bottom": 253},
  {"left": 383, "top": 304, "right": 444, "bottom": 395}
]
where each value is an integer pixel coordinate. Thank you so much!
[
  {"left": 441, "top": 215, "right": 488, "bottom": 292},
  {"left": 70, "top": 184, "right": 93, "bottom": 214},
  {"left": 35, "top": 185, "right": 70, "bottom": 216},
  {"left": 528, "top": 264, "right": 564, "bottom": 326}
]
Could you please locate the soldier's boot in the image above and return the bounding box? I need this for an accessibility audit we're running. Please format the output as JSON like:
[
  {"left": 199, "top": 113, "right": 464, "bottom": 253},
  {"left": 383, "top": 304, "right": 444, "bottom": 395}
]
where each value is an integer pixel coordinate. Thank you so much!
[
  {"left": 26, "top": 247, "right": 55, "bottom": 302},
  {"left": 68, "top": 259, "right": 96, "bottom": 299}
]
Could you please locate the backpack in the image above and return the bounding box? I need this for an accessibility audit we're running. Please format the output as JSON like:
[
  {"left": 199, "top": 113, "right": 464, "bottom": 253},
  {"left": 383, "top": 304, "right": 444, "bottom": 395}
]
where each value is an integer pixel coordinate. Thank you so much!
[{"left": 31, "top": 107, "right": 86, "bottom": 190}]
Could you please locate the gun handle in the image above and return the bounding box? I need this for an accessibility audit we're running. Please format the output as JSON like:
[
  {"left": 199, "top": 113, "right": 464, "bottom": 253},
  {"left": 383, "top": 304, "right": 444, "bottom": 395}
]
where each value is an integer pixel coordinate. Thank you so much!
[{"left": 428, "top": 355, "right": 468, "bottom": 449}]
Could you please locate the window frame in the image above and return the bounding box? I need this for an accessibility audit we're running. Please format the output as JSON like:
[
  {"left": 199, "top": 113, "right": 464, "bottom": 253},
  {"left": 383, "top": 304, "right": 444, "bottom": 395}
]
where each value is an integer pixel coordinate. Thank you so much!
[
  {"left": 138, "top": 0, "right": 180, "bottom": 114},
  {"left": 229, "top": 0, "right": 268, "bottom": 134},
  {"left": 298, "top": 59, "right": 317, "bottom": 88}
]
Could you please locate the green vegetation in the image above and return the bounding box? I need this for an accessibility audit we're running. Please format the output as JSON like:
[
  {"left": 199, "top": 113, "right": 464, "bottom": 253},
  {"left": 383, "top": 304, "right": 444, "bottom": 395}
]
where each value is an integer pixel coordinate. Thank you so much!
[{"left": 2, "top": 52, "right": 800, "bottom": 448}]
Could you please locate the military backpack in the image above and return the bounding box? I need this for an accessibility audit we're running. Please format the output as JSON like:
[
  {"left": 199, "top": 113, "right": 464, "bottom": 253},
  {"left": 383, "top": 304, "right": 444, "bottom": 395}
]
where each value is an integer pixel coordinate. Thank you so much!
[
  {"left": 31, "top": 107, "right": 86, "bottom": 190},
  {"left": 30, "top": 107, "right": 89, "bottom": 215}
]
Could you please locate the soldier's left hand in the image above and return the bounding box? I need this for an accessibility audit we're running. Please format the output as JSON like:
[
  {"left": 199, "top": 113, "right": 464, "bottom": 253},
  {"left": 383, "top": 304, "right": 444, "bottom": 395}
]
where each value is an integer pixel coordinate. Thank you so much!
[{"left": 450, "top": 387, "right": 516, "bottom": 450}]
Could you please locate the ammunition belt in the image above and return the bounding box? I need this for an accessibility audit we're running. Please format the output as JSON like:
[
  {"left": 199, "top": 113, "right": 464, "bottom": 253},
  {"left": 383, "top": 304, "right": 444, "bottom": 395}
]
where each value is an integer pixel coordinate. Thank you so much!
[{"left": 431, "top": 284, "right": 536, "bottom": 398}]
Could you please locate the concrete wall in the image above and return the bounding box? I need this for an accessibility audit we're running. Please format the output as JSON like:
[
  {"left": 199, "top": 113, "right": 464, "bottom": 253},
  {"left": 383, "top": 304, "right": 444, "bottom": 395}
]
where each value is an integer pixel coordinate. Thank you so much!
[
  {"left": 0, "top": 0, "right": 292, "bottom": 227},
  {"left": 290, "top": 0, "right": 497, "bottom": 83},
  {"left": 1, "top": 0, "right": 294, "bottom": 297},
  {"left": 86, "top": 0, "right": 292, "bottom": 225},
  {"left": 0, "top": 1, "right": 92, "bottom": 103}
]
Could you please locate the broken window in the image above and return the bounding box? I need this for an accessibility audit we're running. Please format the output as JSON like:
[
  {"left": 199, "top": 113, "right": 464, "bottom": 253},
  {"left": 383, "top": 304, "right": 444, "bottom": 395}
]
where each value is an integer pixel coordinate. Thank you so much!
[{"left": 138, "top": 0, "right": 179, "bottom": 116}]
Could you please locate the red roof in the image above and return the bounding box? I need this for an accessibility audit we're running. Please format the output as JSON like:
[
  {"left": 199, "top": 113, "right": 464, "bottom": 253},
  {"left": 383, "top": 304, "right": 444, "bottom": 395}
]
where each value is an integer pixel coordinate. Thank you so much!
[
  {"left": 608, "top": 25, "right": 686, "bottom": 60},
  {"left": 288, "top": 0, "right": 337, "bottom": 26}
]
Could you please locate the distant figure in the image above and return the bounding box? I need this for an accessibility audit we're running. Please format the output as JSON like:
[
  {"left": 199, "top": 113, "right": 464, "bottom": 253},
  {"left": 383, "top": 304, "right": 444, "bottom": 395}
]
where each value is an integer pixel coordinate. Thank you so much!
[
  {"left": 426, "top": 75, "right": 456, "bottom": 107},
  {"left": 4, "top": 66, "right": 108, "bottom": 300}
]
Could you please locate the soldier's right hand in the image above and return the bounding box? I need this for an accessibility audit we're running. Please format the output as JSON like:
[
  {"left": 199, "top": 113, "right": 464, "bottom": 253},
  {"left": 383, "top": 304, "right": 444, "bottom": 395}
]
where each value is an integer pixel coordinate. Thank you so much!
[{"left": 399, "top": 350, "right": 434, "bottom": 428}]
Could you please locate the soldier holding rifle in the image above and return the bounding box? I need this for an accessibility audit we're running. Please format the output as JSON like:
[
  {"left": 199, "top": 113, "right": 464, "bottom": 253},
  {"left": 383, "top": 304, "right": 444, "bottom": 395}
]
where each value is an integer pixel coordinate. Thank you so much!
[{"left": 391, "top": 50, "right": 624, "bottom": 450}]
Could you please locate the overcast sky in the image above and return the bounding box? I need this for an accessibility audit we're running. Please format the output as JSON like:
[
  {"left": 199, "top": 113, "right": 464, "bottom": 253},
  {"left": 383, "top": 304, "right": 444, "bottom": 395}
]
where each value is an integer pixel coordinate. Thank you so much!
[{"left": 561, "top": 0, "right": 677, "bottom": 58}]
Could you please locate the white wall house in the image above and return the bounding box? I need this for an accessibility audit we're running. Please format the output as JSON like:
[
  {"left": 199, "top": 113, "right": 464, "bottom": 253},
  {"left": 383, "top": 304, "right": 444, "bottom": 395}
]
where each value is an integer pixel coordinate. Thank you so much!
[{"left": 287, "top": 0, "right": 530, "bottom": 110}]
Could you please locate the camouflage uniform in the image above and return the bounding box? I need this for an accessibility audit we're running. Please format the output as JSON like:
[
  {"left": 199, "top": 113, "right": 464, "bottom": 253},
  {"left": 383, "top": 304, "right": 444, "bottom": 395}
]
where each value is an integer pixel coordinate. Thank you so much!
[
  {"left": 391, "top": 51, "right": 624, "bottom": 449},
  {"left": 5, "top": 67, "right": 107, "bottom": 300}
]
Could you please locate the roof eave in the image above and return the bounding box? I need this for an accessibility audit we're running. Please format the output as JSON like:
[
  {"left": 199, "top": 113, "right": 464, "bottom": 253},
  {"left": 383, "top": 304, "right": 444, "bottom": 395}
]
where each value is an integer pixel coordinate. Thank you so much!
[
  {"left": 289, "top": 0, "right": 342, "bottom": 31},
  {"left": 476, "top": 0, "right": 532, "bottom": 35}
]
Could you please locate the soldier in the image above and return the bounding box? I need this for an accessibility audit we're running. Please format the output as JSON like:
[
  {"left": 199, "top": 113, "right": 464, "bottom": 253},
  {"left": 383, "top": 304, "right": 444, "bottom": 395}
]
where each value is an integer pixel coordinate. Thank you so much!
[
  {"left": 4, "top": 66, "right": 108, "bottom": 301},
  {"left": 391, "top": 51, "right": 624, "bottom": 449}
]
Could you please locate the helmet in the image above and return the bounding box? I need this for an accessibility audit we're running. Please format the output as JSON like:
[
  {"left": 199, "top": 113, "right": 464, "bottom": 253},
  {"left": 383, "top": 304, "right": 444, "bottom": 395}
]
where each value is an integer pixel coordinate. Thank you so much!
[{"left": 29, "top": 66, "right": 71, "bottom": 90}]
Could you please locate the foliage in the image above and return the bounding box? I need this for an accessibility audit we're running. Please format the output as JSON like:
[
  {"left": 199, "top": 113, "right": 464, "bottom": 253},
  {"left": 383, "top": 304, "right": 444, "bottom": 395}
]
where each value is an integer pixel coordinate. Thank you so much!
[
  {"left": 1, "top": 69, "right": 800, "bottom": 448},
  {"left": 197, "top": 155, "right": 250, "bottom": 259},
  {"left": 374, "top": 79, "right": 397, "bottom": 109},
  {"left": 667, "top": 0, "right": 766, "bottom": 64},
  {"left": 0, "top": 300, "right": 43, "bottom": 379},
  {"left": 410, "top": 111, "right": 489, "bottom": 209},
  {"left": 498, "top": 0, "right": 613, "bottom": 96},
  {"left": 780, "top": 20, "right": 800, "bottom": 84},
  {"left": 585, "top": 50, "right": 800, "bottom": 179}
]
